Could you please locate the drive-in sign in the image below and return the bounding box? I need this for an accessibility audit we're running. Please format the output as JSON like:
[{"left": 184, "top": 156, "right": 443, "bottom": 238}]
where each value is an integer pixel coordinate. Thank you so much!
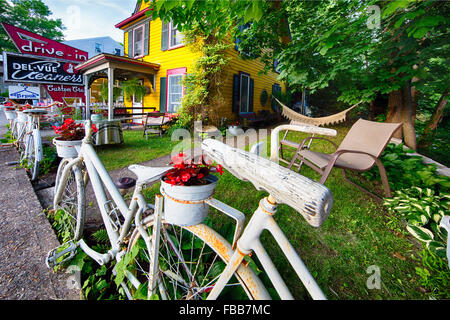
[{"left": 3, "top": 52, "right": 83, "bottom": 85}]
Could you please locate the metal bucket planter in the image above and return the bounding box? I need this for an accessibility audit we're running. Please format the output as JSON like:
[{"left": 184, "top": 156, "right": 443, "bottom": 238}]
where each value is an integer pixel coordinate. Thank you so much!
[
  {"left": 53, "top": 138, "right": 82, "bottom": 158},
  {"left": 228, "top": 125, "right": 242, "bottom": 136},
  {"left": 4, "top": 109, "right": 17, "bottom": 120},
  {"left": 160, "top": 175, "right": 218, "bottom": 226},
  {"left": 91, "top": 114, "right": 103, "bottom": 122}
]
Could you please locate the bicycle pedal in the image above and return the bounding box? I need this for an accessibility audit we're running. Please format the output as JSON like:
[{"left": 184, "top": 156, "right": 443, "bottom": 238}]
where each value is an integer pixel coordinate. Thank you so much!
[{"left": 46, "top": 241, "right": 78, "bottom": 268}]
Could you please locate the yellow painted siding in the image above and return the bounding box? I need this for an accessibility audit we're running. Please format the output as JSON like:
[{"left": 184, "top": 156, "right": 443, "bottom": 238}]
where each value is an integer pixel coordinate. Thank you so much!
[{"left": 120, "top": 1, "right": 285, "bottom": 119}]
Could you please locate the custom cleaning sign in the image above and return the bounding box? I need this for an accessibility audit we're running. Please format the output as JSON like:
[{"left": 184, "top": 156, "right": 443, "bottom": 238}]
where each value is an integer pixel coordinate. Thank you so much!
[{"left": 3, "top": 52, "right": 83, "bottom": 86}]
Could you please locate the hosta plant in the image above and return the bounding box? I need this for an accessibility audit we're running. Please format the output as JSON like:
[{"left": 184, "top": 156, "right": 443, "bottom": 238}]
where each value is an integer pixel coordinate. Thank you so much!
[{"left": 384, "top": 187, "right": 449, "bottom": 258}]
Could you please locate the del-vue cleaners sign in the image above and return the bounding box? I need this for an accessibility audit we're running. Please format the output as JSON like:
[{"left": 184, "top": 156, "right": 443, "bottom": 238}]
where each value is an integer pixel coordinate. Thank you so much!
[{"left": 3, "top": 52, "right": 83, "bottom": 86}]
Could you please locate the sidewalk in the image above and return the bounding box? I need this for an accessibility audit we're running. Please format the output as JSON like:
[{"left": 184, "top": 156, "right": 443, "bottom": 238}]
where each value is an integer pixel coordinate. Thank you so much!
[{"left": 0, "top": 111, "right": 79, "bottom": 300}]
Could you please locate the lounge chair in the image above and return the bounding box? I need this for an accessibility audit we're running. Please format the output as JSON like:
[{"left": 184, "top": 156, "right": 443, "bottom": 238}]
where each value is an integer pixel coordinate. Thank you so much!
[
  {"left": 142, "top": 112, "right": 171, "bottom": 138},
  {"left": 288, "top": 119, "right": 402, "bottom": 200}
]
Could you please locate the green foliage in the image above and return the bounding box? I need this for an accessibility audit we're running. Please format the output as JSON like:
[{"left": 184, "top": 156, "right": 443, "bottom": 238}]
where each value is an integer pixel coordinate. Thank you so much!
[
  {"left": 364, "top": 143, "right": 450, "bottom": 190},
  {"left": 0, "top": 0, "right": 65, "bottom": 52},
  {"left": 384, "top": 187, "right": 449, "bottom": 258},
  {"left": 415, "top": 249, "right": 450, "bottom": 299},
  {"left": 121, "top": 78, "right": 148, "bottom": 102}
]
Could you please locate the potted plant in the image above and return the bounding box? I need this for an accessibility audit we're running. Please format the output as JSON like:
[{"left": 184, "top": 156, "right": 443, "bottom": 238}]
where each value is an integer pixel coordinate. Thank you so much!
[
  {"left": 160, "top": 152, "right": 223, "bottom": 226},
  {"left": 228, "top": 120, "right": 242, "bottom": 136},
  {"left": 3, "top": 102, "right": 17, "bottom": 120},
  {"left": 122, "top": 78, "right": 149, "bottom": 102},
  {"left": 52, "top": 118, "right": 97, "bottom": 158}
]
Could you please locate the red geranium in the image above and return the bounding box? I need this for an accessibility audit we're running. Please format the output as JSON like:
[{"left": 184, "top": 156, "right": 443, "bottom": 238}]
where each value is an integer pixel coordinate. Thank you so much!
[
  {"left": 163, "top": 152, "right": 223, "bottom": 186},
  {"left": 52, "top": 118, "right": 98, "bottom": 141}
]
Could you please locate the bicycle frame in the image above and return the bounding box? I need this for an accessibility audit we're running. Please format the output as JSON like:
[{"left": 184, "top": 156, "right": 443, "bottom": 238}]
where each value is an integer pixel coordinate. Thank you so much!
[
  {"left": 205, "top": 195, "right": 326, "bottom": 300},
  {"left": 53, "top": 136, "right": 148, "bottom": 265},
  {"left": 53, "top": 121, "right": 331, "bottom": 300}
]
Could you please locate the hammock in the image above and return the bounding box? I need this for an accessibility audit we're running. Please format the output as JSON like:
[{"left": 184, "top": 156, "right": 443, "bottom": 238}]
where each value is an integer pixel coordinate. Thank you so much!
[{"left": 274, "top": 97, "right": 362, "bottom": 127}]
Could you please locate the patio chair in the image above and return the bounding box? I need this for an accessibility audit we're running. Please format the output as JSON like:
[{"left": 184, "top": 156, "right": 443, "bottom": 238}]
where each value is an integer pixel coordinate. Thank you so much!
[
  {"left": 142, "top": 112, "right": 171, "bottom": 138},
  {"left": 288, "top": 118, "right": 402, "bottom": 200}
]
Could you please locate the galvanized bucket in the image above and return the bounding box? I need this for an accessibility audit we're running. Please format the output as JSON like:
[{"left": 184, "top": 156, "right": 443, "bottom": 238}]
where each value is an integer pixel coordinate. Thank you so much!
[
  {"left": 4, "top": 109, "right": 17, "bottom": 120},
  {"left": 160, "top": 175, "right": 218, "bottom": 226},
  {"left": 53, "top": 138, "right": 82, "bottom": 158}
]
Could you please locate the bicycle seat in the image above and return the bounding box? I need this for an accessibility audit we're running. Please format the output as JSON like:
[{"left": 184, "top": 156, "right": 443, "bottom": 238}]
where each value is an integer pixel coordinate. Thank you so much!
[
  {"left": 201, "top": 139, "right": 333, "bottom": 227},
  {"left": 128, "top": 164, "right": 172, "bottom": 185},
  {"left": 23, "top": 108, "right": 48, "bottom": 115}
]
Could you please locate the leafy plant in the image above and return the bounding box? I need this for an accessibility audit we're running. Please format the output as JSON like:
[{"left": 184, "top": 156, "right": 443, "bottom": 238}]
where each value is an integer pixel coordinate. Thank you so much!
[
  {"left": 163, "top": 152, "right": 223, "bottom": 186},
  {"left": 122, "top": 78, "right": 148, "bottom": 102},
  {"left": 415, "top": 249, "right": 450, "bottom": 299},
  {"left": 384, "top": 187, "right": 449, "bottom": 258},
  {"left": 52, "top": 118, "right": 98, "bottom": 141}
]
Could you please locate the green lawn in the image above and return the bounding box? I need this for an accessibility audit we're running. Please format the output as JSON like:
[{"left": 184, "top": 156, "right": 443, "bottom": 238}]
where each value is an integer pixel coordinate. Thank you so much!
[
  {"left": 141, "top": 123, "right": 428, "bottom": 299},
  {"left": 95, "top": 130, "right": 181, "bottom": 171}
]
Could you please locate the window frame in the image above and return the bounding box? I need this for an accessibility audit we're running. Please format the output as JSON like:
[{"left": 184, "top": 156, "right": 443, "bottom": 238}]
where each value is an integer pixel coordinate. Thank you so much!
[
  {"left": 166, "top": 67, "right": 186, "bottom": 113},
  {"left": 132, "top": 24, "right": 145, "bottom": 58},
  {"left": 168, "top": 21, "right": 184, "bottom": 50},
  {"left": 239, "top": 72, "right": 251, "bottom": 114}
]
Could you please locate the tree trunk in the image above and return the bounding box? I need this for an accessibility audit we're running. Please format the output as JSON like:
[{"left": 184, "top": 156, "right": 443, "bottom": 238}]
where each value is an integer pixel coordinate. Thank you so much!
[
  {"left": 386, "top": 81, "right": 417, "bottom": 150},
  {"left": 418, "top": 88, "right": 448, "bottom": 149}
]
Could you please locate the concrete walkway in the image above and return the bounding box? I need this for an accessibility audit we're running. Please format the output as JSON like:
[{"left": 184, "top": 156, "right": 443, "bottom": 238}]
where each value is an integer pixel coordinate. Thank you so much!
[{"left": 0, "top": 110, "right": 79, "bottom": 300}]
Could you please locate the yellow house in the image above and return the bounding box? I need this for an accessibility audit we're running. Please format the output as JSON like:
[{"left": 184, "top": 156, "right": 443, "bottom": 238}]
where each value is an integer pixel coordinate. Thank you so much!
[{"left": 113, "top": 1, "right": 285, "bottom": 123}]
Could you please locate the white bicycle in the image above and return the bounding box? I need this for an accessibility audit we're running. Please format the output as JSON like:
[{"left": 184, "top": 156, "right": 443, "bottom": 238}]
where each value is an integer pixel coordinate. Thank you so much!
[{"left": 48, "top": 120, "right": 335, "bottom": 300}]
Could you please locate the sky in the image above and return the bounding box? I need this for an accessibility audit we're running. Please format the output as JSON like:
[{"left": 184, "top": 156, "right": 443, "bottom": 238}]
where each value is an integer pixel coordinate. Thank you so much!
[{"left": 42, "top": 0, "right": 138, "bottom": 43}]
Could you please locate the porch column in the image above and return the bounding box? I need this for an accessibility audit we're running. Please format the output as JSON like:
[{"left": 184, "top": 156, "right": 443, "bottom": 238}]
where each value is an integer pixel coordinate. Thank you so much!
[
  {"left": 108, "top": 67, "right": 115, "bottom": 120},
  {"left": 84, "top": 74, "right": 91, "bottom": 120}
]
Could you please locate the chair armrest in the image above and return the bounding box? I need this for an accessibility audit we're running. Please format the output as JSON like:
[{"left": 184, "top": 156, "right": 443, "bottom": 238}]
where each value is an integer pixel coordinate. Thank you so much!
[
  {"left": 270, "top": 124, "right": 337, "bottom": 162},
  {"left": 297, "top": 136, "right": 338, "bottom": 152}
]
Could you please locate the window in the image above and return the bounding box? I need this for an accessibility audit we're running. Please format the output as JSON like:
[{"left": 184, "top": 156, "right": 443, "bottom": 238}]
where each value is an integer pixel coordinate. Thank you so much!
[
  {"left": 167, "top": 68, "right": 186, "bottom": 112},
  {"left": 95, "top": 42, "right": 102, "bottom": 54},
  {"left": 239, "top": 73, "right": 250, "bottom": 113},
  {"left": 133, "top": 25, "right": 144, "bottom": 58},
  {"left": 169, "top": 21, "right": 183, "bottom": 48}
]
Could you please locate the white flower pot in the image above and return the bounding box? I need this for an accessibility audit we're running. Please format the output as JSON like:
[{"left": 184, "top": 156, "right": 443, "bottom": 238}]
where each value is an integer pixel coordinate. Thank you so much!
[
  {"left": 4, "top": 109, "right": 17, "bottom": 120},
  {"left": 228, "top": 125, "right": 242, "bottom": 136},
  {"left": 53, "top": 138, "right": 82, "bottom": 158},
  {"left": 160, "top": 175, "right": 218, "bottom": 226}
]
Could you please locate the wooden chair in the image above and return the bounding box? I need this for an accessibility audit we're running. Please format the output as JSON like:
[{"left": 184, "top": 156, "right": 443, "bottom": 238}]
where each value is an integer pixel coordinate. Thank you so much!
[
  {"left": 288, "top": 119, "right": 402, "bottom": 201},
  {"left": 142, "top": 112, "right": 171, "bottom": 138}
]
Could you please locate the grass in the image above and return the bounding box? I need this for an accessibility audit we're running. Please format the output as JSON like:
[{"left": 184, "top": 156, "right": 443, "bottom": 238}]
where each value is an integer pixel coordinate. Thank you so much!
[
  {"left": 94, "top": 129, "right": 181, "bottom": 171},
  {"left": 141, "top": 123, "right": 428, "bottom": 299}
]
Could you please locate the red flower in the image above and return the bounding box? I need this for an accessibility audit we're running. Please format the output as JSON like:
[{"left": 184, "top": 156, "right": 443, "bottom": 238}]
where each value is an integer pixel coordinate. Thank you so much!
[{"left": 163, "top": 154, "right": 223, "bottom": 186}]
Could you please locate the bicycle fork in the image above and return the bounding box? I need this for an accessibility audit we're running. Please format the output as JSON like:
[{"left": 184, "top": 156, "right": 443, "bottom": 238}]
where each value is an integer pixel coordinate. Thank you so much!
[{"left": 207, "top": 195, "right": 327, "bottom": 300}]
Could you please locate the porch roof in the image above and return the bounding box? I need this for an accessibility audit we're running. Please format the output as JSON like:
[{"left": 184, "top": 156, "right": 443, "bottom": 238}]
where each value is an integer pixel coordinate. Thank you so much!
[{"left": 74, "top": 53, "right": 160, "bottom": 76}]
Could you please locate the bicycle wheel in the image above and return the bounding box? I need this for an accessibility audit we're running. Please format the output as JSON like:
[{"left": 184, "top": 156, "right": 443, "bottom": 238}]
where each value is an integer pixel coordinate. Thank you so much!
[
  {"left": 54, "top": 159, "right": 86, "bottom": 241},
  {"left": 24, "top": 133, "right": 39, "bottom": 181},
  {"left": 123, "top": 215, "right": 269, "bottom": 300}
]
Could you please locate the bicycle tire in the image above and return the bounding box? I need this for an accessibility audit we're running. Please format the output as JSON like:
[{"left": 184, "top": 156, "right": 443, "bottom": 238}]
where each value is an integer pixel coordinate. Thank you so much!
[
  {"left": 54, "top": 159, "right": 86, "bottom": 241},
  {"left": 124, "top": 215, "right": 269, "bottom": 300},
  {"left": 26, "top": 133, "right": 39, "bottom": 181}
]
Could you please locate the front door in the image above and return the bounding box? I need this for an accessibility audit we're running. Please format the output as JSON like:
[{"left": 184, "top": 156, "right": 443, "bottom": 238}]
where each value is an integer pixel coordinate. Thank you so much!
[{"left": 132, "top": 91, "right": 143, "bottom": 124}]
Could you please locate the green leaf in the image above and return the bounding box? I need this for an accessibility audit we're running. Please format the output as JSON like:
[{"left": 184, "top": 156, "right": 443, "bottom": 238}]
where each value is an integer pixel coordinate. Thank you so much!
[{"left": 407, "top": 225, "right": 434, "bottom": 242}]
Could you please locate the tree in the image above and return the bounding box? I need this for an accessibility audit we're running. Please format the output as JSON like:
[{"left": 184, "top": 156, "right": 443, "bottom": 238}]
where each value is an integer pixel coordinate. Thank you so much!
[
  {"left": 146, "top": 0, "right": 449, "bottom": 150},
  {"left": 0, "top": 0, "right": 65, "bottom": 53}
]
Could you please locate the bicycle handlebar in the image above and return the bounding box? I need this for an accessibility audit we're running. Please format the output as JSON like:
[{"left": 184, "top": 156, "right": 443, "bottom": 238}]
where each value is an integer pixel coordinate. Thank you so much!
[{"left": 202, "top": 139, "right": 333, "bottom": 228}]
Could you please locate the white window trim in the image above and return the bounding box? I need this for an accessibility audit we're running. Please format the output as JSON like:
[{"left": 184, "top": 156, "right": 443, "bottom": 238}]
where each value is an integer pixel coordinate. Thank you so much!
[
  {"left": 167, "top": 71, "right": 185, "bottom": 113},
  {"left": 132, "top": 24, "right": 145, "bottom": 58},
  {"left": 239, "top": 73, "right": 250, "bottom": 113},
  {"left": 168, "top": 21, "right": 184, "bottom": 50}
]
